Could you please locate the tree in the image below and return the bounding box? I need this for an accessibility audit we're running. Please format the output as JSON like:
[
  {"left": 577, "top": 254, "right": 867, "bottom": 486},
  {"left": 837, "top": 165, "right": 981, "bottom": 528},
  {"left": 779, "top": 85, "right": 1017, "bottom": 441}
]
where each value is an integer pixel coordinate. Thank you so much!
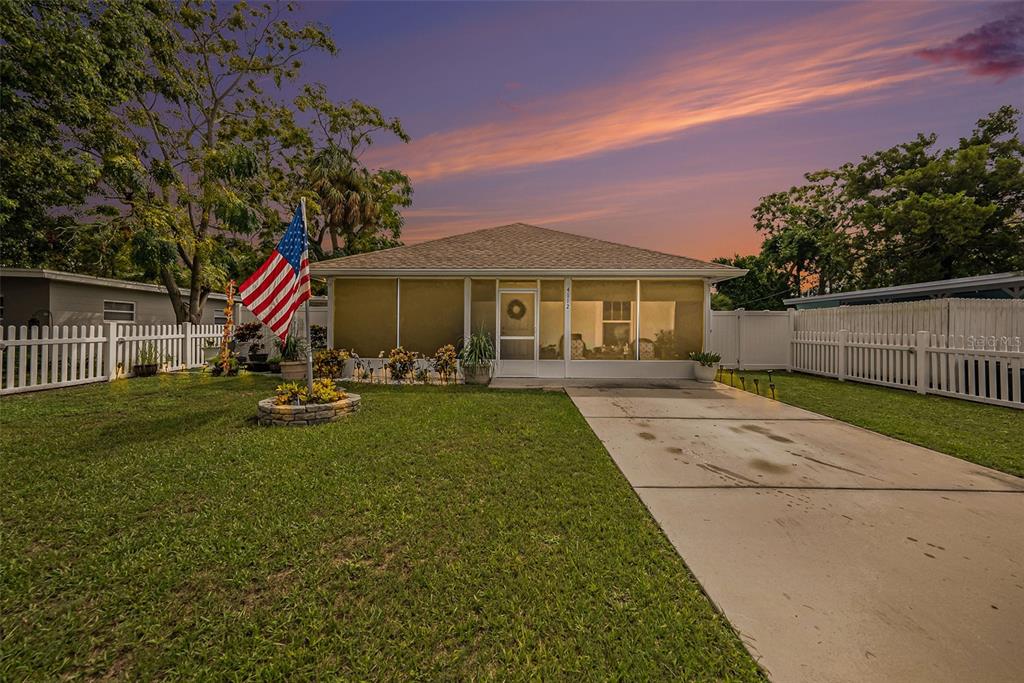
[
  {"left": 297, "top": 85, "right": 412, "bottom": 259},
  {"left": 0, "top": 0, "right": 171, "bottom": 272},
  {"left": 845, "top": 106, "right": 1024, "bottom": 287},
  {"left": 711, "top": 255, "right": 794, "bottom": 310},
  {"left": 106, "top": 1, "right": 337, "bottom": 323},
  {"left": 738, "top": 106, "right": 1024, "bottom": 302}
]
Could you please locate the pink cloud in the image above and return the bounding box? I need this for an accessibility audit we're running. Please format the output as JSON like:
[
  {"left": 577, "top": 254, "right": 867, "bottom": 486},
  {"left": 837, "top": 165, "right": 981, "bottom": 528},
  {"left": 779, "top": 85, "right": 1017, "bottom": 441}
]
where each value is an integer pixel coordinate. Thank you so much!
[
  {"left": 917, "top": 2, "right": 1024, "bottom": 79},
  {"left": 368, "top": 3, "right": 967, "bottom": 183}
]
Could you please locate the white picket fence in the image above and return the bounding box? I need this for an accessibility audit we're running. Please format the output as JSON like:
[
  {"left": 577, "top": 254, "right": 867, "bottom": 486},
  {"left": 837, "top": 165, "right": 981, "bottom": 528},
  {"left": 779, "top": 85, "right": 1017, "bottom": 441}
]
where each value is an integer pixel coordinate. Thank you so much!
[
  {"left": 791, "top": 330, "right": 1024, "bottom": 409},
  {"left": 1, "top": 322, "right": 224, "bottom": 395}
]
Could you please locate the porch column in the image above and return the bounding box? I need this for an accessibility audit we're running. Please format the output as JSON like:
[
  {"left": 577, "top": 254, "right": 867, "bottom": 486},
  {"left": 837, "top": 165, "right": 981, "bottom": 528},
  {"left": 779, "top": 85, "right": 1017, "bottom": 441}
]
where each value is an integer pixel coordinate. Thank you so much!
[
  {"left": 563, "top": 277, "right": 571, "bottom": 377},
  {"left": 326, "top": 276, "right": 335, "bottom": 348},
  {"left": 702, "top": 279, "right": 712, "bottom": 352},
  {"left": 463, "top": 277, "right": 471, "bottom": 343}
]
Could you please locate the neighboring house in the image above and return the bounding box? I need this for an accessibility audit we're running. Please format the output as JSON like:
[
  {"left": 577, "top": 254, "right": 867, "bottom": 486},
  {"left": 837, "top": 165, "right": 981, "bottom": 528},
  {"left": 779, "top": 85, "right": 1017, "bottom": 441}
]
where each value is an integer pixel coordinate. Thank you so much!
[
  {"left": 310, "top": 223, "right": 745, "bottom": 379},
  {"left": 784, "top": 272, "right": 1024, "bottom": 310},
  {"left": 0, "top": 268, "right": 229, "bottom": 328}
]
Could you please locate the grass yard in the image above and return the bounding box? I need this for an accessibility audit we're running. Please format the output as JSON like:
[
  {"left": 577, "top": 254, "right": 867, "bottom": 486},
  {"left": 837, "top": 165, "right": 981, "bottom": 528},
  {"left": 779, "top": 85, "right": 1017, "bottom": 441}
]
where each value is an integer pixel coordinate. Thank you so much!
[
  {"left": 722, "top": 370, "right": 1024, "bottom": 477},
  {"left": 1, "top": 374, "right": 762, "bottom": 680}
]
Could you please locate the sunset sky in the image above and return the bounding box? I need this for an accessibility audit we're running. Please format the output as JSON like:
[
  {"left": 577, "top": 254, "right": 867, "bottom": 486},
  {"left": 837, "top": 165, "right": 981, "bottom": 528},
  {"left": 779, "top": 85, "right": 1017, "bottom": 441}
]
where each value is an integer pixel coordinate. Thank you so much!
[{"left": 297, "top": 1, "right": 1022, "bottom": 260}]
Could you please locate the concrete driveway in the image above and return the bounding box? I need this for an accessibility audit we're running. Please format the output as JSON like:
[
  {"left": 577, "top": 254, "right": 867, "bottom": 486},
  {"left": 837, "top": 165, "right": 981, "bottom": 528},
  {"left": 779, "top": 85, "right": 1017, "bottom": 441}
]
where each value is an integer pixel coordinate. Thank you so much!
[{"left": 568, "top": 382, "right": 1024, "bottom": 683}]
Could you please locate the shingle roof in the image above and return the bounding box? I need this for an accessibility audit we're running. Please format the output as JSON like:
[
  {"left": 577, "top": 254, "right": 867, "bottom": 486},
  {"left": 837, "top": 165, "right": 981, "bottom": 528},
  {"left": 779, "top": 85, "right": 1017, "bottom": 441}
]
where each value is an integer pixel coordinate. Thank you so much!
[{"left": 311, "top": 223, "right": 738, "bottom": 275}]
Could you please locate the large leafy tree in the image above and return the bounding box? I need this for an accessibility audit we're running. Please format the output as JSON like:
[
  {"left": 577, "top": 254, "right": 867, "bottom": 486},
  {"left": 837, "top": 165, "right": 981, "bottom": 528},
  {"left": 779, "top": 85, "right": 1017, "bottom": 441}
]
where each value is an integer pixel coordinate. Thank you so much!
[
  {"left": 107, "top": 1, "right": 336, "bottom": 323},
  {"left": 845, "top": 106, "right": 1024, "bottom": 287},
  {"left": 0, "top": 0, "right": 171, "bottom": 273},
  {"left": 2, "top": 1, "right": 418, "bottom": 323},
  {"left": 729, "top": 106, "right": 1024, "bottom": 303}
]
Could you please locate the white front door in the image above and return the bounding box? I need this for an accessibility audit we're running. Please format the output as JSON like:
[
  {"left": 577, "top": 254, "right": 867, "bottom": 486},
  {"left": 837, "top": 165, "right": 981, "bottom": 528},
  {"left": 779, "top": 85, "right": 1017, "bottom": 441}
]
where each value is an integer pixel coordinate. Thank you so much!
[{"left": 496, "top": 289, "right": 538, "bottom": 377}]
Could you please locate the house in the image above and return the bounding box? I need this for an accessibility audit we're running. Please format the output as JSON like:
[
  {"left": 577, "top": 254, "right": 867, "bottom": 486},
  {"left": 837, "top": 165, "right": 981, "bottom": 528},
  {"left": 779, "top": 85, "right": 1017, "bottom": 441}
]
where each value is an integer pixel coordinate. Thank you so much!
[
  {"left": 0, "top": 268, "right": 229, "bottom": 328},
  {"left": 310, "top": 223, "right": 745, "bottom": 379},
  {"left": 784, "top": 272, "right": 1024, "bottom": 310}
]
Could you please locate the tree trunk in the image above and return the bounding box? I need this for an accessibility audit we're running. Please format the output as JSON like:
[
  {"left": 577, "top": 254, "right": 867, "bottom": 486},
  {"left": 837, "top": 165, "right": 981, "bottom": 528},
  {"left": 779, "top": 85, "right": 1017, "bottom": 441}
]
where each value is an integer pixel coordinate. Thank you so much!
[{"left": 160, "top": 265, "right": 188, "bottom": 324}]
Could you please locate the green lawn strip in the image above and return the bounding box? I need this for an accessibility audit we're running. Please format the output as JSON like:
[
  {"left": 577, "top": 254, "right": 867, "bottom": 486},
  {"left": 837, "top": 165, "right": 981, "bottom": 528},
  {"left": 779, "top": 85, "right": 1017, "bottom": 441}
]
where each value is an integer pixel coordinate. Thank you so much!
[
  {"left": 720, "top": 370, "right": 1024, "bottom": 477},
  {"left": 1, "top": 375, "right": 762, "bottom": 680}
]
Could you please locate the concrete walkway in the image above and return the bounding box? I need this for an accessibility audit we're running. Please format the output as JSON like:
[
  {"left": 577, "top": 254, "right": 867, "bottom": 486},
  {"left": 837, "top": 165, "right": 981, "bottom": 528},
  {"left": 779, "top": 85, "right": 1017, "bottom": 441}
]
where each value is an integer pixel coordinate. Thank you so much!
[{"left": 567, "top": 381, "right": 1024, "bottom": 683}]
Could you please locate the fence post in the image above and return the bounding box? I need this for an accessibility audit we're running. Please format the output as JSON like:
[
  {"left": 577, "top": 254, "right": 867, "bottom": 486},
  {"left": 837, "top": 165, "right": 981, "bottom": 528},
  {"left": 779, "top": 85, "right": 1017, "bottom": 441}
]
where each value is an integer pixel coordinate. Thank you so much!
[
  {"left": 105, "top": 321, "right": 119, "bottom": 381},
  {"left": 786, "top": 308, "right": 796, "bottom": 372},
  {"left": 837, "top": 329, "right": 848, "bottom": 381},
  {"left": 182, "top": 321, "right": 193, "bottom": 368},
  {"left": 915, "top": 330, "right": 929, "bottom": 394}
]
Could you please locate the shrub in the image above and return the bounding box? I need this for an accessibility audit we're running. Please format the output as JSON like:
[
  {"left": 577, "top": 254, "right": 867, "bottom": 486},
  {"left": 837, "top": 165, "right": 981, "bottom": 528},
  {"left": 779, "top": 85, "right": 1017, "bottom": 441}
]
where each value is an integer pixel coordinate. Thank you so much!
[
  {"left": 313, "top": 348, "right": 350, "bottom": 378},
  {"left": 310, "top": 324, "right": 328, "bottom": 350},
  {"left": 688, "top": 351, "right": 722, "bottom": 367},
  {"left": 275, "top": 381, "right": 308, "bottom": 405},
  {"left": 414, "top": 367, "right": 429, "bottom": 383},
  {"left": 210, "top": 355, "right": 240, "bottom": 376},
  {"left": 432, "top": 344, "right": 458, "bottom": 382},
  {"left": 310, "top": 378, "right": 346, "bottom": 403},
  {"left": 385, "top": 346, "right": 418, "bottom": 382}
]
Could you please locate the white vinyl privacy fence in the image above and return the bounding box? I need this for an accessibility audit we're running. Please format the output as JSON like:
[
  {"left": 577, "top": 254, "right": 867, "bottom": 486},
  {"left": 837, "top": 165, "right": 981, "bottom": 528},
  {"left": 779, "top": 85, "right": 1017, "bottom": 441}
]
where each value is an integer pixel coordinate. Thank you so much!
[
  {"left": 710, "top": 310, "right": 790, "bottom": 369},
  {"left": 1, "top": 322, "right": 223, "bottom": 395}
]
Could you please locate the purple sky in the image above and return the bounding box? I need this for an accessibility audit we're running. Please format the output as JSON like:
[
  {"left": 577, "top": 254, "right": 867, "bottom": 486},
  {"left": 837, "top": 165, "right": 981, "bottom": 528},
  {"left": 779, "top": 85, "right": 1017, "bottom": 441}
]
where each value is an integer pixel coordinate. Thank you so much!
[{"left": 295, "top": 1, "right": 1022, "bottom": 260}]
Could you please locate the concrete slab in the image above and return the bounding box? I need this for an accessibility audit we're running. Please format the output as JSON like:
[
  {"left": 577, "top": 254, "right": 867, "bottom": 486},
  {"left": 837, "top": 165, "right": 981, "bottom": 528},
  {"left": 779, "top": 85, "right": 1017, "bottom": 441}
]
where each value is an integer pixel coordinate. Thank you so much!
[
  {"left": 568, "top": 383, "right": 1024, "bottom": 682},
  {"left": 639, "top": 488, "right": 1024, "bottom": 683},
  {"left": 585, "top": 416, "right": 1024, "bottom": 491}
]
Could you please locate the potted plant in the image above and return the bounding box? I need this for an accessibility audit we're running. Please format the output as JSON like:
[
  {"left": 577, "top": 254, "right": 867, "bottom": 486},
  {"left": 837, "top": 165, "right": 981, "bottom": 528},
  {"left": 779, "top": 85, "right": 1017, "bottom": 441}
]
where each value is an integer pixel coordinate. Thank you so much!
[
  {"left": 688, "top": 351, "right": 721, "bottom": 383},
  {"left": 459, "top": 328, "right": 494, "bottom": 385},
  {"left": 133, "top": 342, "right": 161, "bottom": 377},
  {"left": 276, "top": 335, "right": 308, "bottom": 381},
  {"left": 233, "top": 322, "right": 265, "bottom": 362},
  {"left": 267, "top": 355, "right": 282, "bottom": 374}
]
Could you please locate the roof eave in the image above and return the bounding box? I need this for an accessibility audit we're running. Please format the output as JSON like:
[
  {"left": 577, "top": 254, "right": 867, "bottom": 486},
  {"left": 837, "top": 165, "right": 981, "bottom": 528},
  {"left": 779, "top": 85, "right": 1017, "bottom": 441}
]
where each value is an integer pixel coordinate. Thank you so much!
[{"left": 310, "top": 267, "right": 746, "bottom": 280}]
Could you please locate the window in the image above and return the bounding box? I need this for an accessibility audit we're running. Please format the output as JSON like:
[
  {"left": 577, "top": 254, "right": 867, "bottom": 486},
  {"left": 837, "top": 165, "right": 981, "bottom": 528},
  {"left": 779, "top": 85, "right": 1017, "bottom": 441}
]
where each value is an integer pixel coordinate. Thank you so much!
[
  {"left": 214, "top": 313, "right": 228, "bottom": 325},
  {"left": 470, "top": 279, "right": 496, "bottom": 343},
  {"left": 398, "top": 279, "right": 464, "bottom": 354},
  {"left": 332, "top": 279, "right": 397, "bottom": 356},
  {"left": 103, "top": 300, "right": 135, "bottom": 322},
  {"left": 570, "top": 280, "right": 636, "bottom": 360},
  {"left": 539, "top": 280, "right": 564, "bottom": 359},
  {"left": 638, "top": 280, "right": 704, "bottom": 359}
]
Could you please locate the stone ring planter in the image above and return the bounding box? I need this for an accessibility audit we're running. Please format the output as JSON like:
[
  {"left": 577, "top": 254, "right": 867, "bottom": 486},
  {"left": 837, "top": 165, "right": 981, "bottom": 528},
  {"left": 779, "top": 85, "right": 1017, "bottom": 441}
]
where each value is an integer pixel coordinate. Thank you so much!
[{"left": 257, "top": 393, "right": 361, "bottom": 426}]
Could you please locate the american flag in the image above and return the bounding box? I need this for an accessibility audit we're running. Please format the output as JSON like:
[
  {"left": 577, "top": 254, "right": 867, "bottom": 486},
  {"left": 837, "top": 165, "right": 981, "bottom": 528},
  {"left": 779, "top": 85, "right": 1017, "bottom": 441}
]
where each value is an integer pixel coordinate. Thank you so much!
[{"left": 239, "top": 205, "right": 311, "bottom": 341}]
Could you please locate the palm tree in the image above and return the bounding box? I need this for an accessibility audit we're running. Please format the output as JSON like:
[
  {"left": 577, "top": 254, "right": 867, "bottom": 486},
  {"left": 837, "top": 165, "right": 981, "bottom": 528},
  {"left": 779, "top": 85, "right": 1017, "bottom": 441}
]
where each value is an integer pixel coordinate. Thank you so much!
[{"left": 306, "top": 144, "right": 381, "bottom": 256}]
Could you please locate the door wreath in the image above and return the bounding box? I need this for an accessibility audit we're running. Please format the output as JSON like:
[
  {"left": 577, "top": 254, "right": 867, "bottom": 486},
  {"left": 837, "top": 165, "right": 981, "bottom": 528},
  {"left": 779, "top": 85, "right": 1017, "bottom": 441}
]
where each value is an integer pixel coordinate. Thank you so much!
[{"left": 506, "top": 299, "right": 527, "bottom": 320}]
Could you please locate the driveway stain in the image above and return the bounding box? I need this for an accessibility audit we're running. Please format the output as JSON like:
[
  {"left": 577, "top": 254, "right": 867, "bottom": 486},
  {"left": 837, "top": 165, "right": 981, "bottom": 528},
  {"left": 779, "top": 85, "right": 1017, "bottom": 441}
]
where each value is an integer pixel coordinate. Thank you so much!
[
  {"left": 750, "top": 458, "right": 790, "bottom": 474},
  {"left": 637, "top": 432, "right": 656, "bottom": 440},
  {"left": 730, "top": 424, "right": 795, "bottom": 443}
]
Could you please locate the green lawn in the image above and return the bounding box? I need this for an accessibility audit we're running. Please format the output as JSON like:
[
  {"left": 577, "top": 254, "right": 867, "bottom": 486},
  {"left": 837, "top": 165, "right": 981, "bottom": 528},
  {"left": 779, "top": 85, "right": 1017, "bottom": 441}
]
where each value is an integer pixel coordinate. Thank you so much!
[
  {"left": 1, "top": 374, "right": 761, "bottom": 680},
  {"left": 721, "top": 370, "right": 1024, "bottom": 477}
]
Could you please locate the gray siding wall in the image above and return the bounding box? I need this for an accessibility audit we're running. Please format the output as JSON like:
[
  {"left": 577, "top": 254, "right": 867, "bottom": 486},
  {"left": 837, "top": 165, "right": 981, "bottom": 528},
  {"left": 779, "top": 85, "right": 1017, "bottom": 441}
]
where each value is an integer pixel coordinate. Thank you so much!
[{"left": 2, "top": 279, "right": 224, "bottom": 328}]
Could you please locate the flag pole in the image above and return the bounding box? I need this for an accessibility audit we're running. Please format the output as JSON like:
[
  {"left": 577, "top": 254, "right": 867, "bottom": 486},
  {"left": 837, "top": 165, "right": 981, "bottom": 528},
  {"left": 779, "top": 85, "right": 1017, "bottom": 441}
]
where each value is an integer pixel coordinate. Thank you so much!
[{"left": 300, "top": 197, "right": 314, "bottom": 393}]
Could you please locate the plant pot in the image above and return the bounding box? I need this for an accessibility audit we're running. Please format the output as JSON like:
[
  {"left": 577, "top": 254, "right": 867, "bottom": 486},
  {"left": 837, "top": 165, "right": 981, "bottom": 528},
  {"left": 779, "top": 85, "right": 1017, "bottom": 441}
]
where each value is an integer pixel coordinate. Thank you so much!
[
  {"left": 280, "top": 360, "right": 307, "bottom": 381},
  {"left": 249, "top": 352, "right": 268, "bottom": 363},
  {"left": 133, "top": 364, "right": 159, "bottom": 377},
  {"left": 268, "top": 361, "right": 281, "bottom": 373},
  {"left": 203, "top": 347, "right": 221, "bottom": 363},
  {"left": 462, "top": 364, "right": 491, "bottom": 385},
  {"left": 694, "top": 364, "right": 717, "bottom": 383}
]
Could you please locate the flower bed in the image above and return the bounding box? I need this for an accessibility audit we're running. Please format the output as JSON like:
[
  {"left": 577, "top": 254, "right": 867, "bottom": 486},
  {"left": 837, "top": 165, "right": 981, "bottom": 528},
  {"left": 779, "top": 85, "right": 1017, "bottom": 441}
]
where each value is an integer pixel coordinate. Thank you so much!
[{"left": 257, "top": 393, "right": 361, "bottom": 426}]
